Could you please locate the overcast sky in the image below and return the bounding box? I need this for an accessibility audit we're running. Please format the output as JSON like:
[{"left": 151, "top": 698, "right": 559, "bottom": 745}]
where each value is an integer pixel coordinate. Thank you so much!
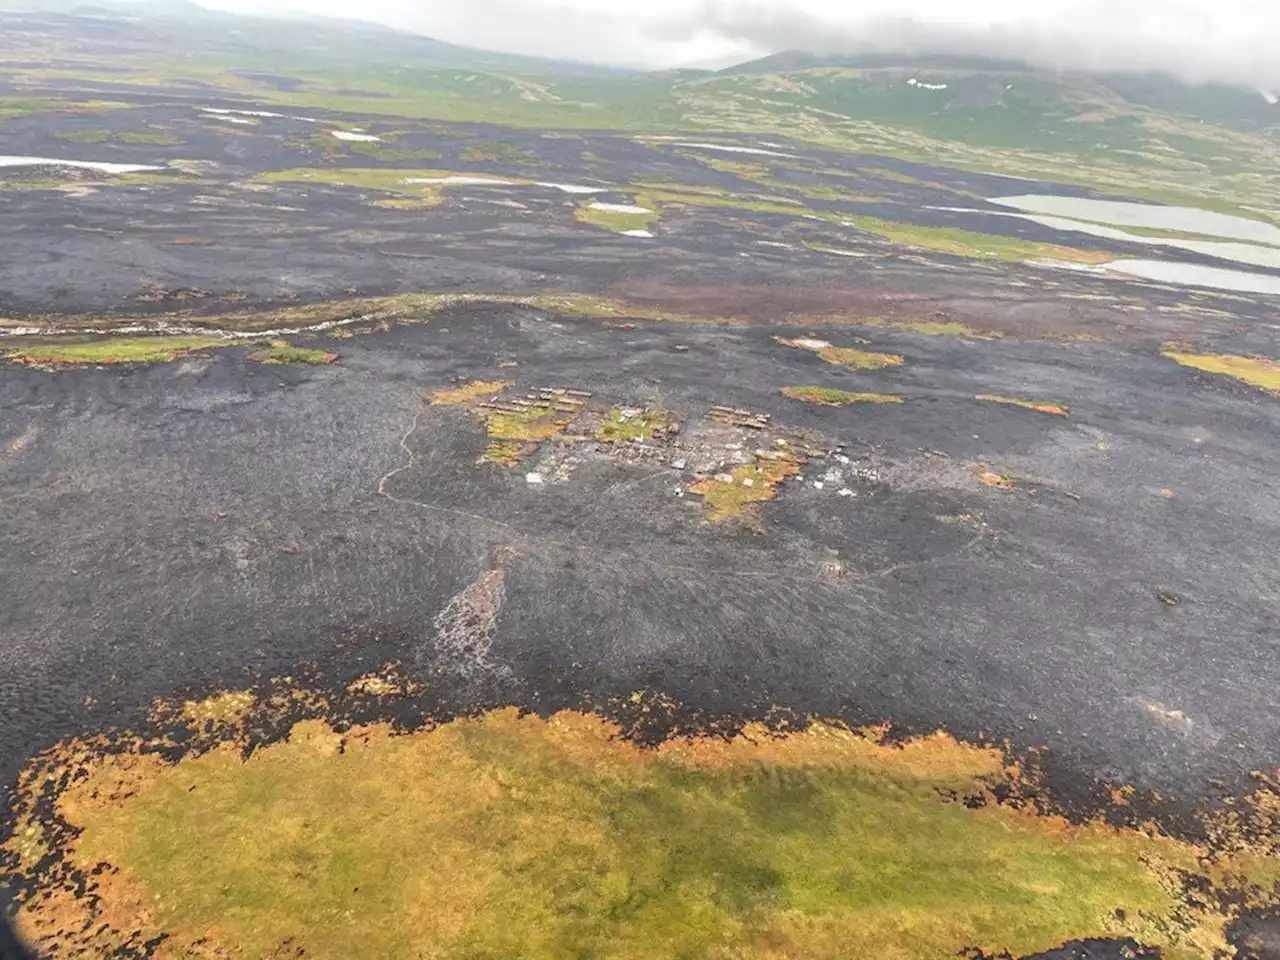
[{"left": 196, "top": 0, "right": 1280, "bottom": 88}]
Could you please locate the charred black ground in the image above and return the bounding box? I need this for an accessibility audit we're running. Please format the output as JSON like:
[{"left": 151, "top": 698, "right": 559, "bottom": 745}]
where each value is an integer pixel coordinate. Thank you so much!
[{"left": 2, "top": 84, "right": 1280, "bottom": 960}]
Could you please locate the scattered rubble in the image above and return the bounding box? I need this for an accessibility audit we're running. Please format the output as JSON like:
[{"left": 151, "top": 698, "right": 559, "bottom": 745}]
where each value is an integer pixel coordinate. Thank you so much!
[{"left": 424, "top": 384, "right": 949, "bottom": 523}]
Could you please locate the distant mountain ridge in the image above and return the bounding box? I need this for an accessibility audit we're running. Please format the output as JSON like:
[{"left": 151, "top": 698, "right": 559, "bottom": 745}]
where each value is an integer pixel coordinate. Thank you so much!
[
  {"left": 2, "top": 0, "right": 1278, "bottom": 181},
  {"left": 3, "top": 0, "right": 1278, "bottom": 130},
  {"left": 717, "top": 51, "right": 1280, "bottom": 136},
  {"left": 0, "top": 0, "right": 622, "bottom": 76}
]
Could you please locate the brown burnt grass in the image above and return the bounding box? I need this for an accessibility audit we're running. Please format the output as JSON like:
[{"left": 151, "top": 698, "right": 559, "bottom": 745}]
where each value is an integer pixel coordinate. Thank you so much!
[
  {"left": 6, "top": 677, "right": 1280, "bottom": 960},
  {"left": 0, "top": 286, "right": 1223, "bottom": 346},
  {"left": 602, "top": 280, "right": 1211, "bottom": 344},
  {"left": 977, "top": 394, "right": 1069, "bottom": 416},
  {"left": 978, "top": 465, "right": 1017, "bottom": 491}
]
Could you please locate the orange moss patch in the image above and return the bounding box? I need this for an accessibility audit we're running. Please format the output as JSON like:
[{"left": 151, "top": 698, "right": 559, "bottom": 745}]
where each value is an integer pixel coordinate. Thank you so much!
[
  {"left": 977, "top": 395, "right": 1069, "bottom": 416},
  {"left": 179, "top": 691, "right": 255, "bottom": 730},
  {"left": 783, "top": 386, "right": 904, "bottom": 406},
  {"left": 978, "top": 467, "right": 1015, "bottom": 491},
  {"left": 429, "top": 379, "right": 511, "bottom": 406}
]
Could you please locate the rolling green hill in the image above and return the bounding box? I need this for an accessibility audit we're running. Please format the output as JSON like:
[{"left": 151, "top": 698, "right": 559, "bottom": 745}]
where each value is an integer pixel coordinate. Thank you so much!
[{"left": 4, "top": 4, "right": 1280, "bottom": 215}]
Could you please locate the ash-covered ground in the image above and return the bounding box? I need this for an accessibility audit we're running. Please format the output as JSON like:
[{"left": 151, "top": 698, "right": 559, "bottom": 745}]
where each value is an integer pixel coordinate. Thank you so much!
[
  {"left": 2, "top": 299, "right": 1278, "bottom": 812},
  {"left": 2, "top": 96, "right": 1280, "bottom": 912}
]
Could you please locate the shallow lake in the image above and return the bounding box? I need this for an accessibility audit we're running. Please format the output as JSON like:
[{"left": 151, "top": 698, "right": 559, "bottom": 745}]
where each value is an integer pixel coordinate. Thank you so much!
[
  {"left": 992, "top": 195, "right": 1280, "bottom": 246},
  {"left": 1108, "top": 259, "right": 1280, "bottom": 295}
]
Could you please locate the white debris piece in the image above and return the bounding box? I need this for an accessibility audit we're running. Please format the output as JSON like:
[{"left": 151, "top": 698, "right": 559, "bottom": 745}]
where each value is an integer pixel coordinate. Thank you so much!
[
  {"left": 525, "top": 473, "right": 544, "bottom": 485},
  {"left": 673, "top": 141, "right": 801, "bottom": 159},
  {"left": 907, "top": 78, "right": 949, "bottom": 91},
  {"left": 670, "top": 458, "right": 687, "bottom": 470},
  {"left": 790, "top": 338, "right": 832, "bottom": 350},
  {"left": 622, "top": 229, "right": 654, "bottom": 238},
  {"left": 588, "top": 202, "right": 652, "bottom": 215},
  {"left": 538, "top": 182, "right": 608, "bottom": 194},
  {"left": 201, "top": 107, "right": 311, "bottom": 121},
  {"left": 715, "top": 473, "right": 735, "bottom": 484},
  {"left": 331, "top": 130, "right": 381, "bottom": 142},
  {"left": 741, "top": 477, "right": 755, "bottom": 488},
  {"left": 813, "top": 481, "right": 824, "bottom": 490},
  {"left": 0, "top": 156, "right": 163, "bottom": 174},
  {"left": 838, "top": 489, "right": 855, "bottom": 498},
  {"left": 404, "top": 176, "right": 514, "bottom": 185}
]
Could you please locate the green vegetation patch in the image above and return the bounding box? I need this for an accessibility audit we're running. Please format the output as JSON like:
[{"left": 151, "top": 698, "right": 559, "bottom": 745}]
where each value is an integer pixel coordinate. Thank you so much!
[
  {"left": 842, "top": 214, "right": 1116, "bottom": 264},
  {"left": 347, "top": 141, "right": 443, "bottom": 163},
  {"left": 643, "top": 187, "right": 806, "bottom": 217},
  {"left": 371, "top": 190, "right": 443, "bottom": 210},
  {"left": 863, "top": 317, "right": 998, "bottom": 339},
  {"left": 819, "top": 345, "right": 905, "bottom": 370},
  {"left": 1163, "top": 347, "right": 1280, "bottom": 395},
  {"left": 689, "top": 451, "right": 801, "bottom": 521},
  {"left": 459, "top": 140, "right": 543, "bottom": 165},
  {"left": 481, "top": 405, "right": 570, "bottom": 465},
  {"left": 118, "top": 131, "right": 181, "bottom": 146},
  {"left": 18, "top": 292, "right": 725, "bottom": 344},
  {"left": 57, "top": 128, "right": 112, "bottom": 143},
  {"left": 62, "top": 129, "right": 182, "bottom": 146},
  {"left": 248, "top": 342, "right": 337, "bottom": 365},
  {"left": 783, "top": 386, "right": 904, "bottom": 406},
  {"left": 597, "top": 406, "right": 672, "bottom": 442},
  {"left": 0, "top": 97, "right": 58, "bottom": 118},
  {"left": 254, "top": 167, "right": 517, "bottom": 205},
  {"left": 428, "top": 379, "right": 578, "bottom": 465},
  {"left": 574, "top": 199, "right": 659, "bottom": 235},
  {"left": 4, "top": 336, "right": 229, "bottom": 368},
  {"left": 683, "top": 155, "right": 880, "bottom": 205},
  {"left": 11, "top": 704, "right": 1269, "bottom": 959},
  {"left": 778, "top": 337, "right": 905, "bottom": 371}
]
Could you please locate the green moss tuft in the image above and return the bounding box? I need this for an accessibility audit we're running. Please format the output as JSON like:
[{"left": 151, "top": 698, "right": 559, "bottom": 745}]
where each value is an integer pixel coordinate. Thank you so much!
[
  {"left": 4, "top": 336, "right": 229, "bottom": 368},
  {"left": 248, "top": 342, "right": 337, "bottom": 365}
]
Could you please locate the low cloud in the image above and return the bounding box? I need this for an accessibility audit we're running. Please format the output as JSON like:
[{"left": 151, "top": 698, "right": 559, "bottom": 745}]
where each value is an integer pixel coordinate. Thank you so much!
[
  {"left": 203, "top": 0, "right": 1280, "bottom": 90},
  {"left": 651, "top": 1, "right": 1280, "bottom": 89}
]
